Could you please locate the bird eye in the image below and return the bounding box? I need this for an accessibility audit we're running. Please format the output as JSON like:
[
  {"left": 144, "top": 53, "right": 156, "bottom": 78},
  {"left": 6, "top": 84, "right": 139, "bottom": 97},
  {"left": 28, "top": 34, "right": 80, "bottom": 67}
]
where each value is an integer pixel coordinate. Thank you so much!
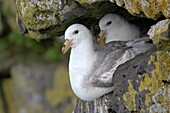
[
  {"left": 106, "top": 21, "right": 112, "bottom": 26},
  {"left": 74, "top": 30, "right": 79, "bottom": 34}
]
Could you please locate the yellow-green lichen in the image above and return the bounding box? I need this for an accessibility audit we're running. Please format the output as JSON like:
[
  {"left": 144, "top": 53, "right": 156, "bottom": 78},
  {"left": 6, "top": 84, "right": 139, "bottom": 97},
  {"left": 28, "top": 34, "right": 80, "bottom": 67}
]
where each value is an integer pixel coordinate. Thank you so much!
[
  {"left": 151, "top": 70, "right": 160, "bottom": 94},
  {"left": 145, "top": 93, "right": 151, "bottom": 107},
  {"left": 75, "top": 0, "right": 170, "bottom": 19},
  {"left": 123, "top": 80, "right": 137, "bottom": 111},
  {"left": 27, "top": 30, "right": 48, "bottom": 40},
  {"left": 45, "top": 66, "right": 76, "bottom": 107},
  {"left": 145, "top": 51, "right": 170, "bottom": 111},
  {"left": 124, "top": 0, "right": 140, "bottom": 15},
  {"left": 110, "top": 0, "right": 170, "bottom": 19},
  {"left": 138, "top": 0, "right": 160, "bottom": 19},
  {"left": 148, "top": 55, "right": 155, "bottom": 65},
  {"left": 153, "top": 51, "right": 170, "bottom": 82},
  {"left": 149, "top": 51, "right": 170, "bottom": 94},
  {"left": 140, "top": 108, "right": 146, "bottom": 113},
  {"left": 138, "top": 51, "right": 170, "bottom": 111},
  {"left": 139, "top": 73, "right": 151, "bottom": 92},
  {"left": 148, "top": 19, "right": 170, "bottom": 50},
  {"left": 148, "top": 19, "right": 170, "bottom": 38},
  {"left": 16, "top": 0, "right": 60, "bottom": 30}
]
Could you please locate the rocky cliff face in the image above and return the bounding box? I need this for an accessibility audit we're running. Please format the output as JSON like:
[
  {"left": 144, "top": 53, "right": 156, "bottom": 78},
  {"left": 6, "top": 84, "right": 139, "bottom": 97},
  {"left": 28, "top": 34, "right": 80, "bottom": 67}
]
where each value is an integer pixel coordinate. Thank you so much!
[
  {"left": 16, "top": 0, "right": 170, "bottom": 40},
  {"left": 1, "top": 0, "right": 170, "bottom": 113}
]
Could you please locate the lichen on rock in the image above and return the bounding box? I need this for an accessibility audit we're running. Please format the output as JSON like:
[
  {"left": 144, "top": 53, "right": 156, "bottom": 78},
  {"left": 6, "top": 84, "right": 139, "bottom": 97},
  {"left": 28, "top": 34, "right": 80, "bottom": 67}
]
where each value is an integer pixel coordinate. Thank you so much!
[
  {"left": 110, "top": 0, "right": 170, "bottom": 19},
  {"left": 137, "top": 51, "right": 170, "bottom": 112},
  {"left": 16, "top": 0, "right": 170, "bottom": 40},
  {"left": 16, "top": 0, "right": 64, "bottom": 39},
  {"left": 148, "top": 19, "right": 170, "bottom": 50},
  {"left": 76, "top": 0, "right": 170, "bottom": 19},
  {"left": 16, "top": 0, "right": 61, "bottom": 30},
  {"left": 123, "top": 80, "right": 137, "bottom": 111}
]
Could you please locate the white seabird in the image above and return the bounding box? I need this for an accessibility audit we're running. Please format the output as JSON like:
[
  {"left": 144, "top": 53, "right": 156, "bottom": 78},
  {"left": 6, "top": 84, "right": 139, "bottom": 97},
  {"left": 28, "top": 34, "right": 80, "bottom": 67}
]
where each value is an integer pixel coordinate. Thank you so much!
[
  {"left": 98, "top": 13, "right": 140, "bottom": 45},
  {"left": 61, "top": 24, "right": 154, "bottom": 101}
]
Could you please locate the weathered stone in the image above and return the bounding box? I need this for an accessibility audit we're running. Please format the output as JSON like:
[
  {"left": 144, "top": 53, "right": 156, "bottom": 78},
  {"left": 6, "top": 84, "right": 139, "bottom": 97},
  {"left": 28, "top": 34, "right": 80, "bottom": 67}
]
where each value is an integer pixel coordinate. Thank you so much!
[
  {"left": 16, "top": 0, "right": 122, "bottom": 40},
  {"left": 77, "top": 0, "right": 170, "bottom": 19},
  {"left": 113, "top": 49, "right": 170, "bottom": 113},
  {"left": 148, "top": 19, "right": 170, "bottom": 50},
  {"left": 10, "top": 62, "right": 76, "bottom": 113},
  {"left": 16, "top": 0, "right": 87, "bottom": 40},
  {"left": 16, "top": 0, "right": 170, "bottom": 40}
]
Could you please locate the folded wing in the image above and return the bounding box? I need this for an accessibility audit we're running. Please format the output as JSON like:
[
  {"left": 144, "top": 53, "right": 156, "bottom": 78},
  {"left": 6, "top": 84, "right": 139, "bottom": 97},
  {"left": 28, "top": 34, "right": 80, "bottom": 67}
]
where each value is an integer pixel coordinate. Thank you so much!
[{"left": 90, "top": 37, "right": 155, "bottom": 87}]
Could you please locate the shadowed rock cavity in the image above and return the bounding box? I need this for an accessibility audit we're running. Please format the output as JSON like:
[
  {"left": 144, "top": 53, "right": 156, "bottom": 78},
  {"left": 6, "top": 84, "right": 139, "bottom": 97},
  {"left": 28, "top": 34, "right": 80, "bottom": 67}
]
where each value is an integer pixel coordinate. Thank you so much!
[{"left": 16, "top": 1, "right": 159, "bottom": 40}]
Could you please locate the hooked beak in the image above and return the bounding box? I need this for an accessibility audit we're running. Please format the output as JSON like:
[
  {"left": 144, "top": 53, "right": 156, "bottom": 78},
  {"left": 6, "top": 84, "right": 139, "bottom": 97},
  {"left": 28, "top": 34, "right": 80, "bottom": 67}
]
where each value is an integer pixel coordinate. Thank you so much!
[
  {"left": 97, "top": 30, "right": 107, "bottom": 46},
  {"left": 61, "top": 39, "right": 73, "bottom": 54}
]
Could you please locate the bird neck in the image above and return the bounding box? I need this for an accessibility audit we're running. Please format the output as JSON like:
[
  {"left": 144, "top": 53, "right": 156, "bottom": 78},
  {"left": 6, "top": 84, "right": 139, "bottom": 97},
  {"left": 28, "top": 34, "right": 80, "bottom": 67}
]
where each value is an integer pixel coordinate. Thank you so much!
[
  {"left": 70, "top": 37, "right": 96, "bottom": 65},
  {"left": 69, "top": 36, "right": 97, "bottom": 80}
]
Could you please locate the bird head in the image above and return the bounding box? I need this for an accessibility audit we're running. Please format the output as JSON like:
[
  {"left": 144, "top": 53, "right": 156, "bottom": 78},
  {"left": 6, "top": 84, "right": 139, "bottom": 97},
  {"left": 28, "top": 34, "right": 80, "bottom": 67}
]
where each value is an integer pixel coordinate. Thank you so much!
[
  {"left": 97, "top": 13, "right": 123, "bottom": 45},
  {"left": 61, "top": 24, "right": 91, "bottom": 54}
]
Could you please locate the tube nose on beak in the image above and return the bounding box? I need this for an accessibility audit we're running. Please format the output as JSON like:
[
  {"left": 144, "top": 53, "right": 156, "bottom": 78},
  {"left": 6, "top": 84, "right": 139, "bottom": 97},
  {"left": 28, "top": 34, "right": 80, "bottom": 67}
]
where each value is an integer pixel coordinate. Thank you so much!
[
  {"left": 97, "top": 30, "right": 107, "bottom": 46},
  {"left": 61, "top": 39, "right": 73, "bottom": 54}
]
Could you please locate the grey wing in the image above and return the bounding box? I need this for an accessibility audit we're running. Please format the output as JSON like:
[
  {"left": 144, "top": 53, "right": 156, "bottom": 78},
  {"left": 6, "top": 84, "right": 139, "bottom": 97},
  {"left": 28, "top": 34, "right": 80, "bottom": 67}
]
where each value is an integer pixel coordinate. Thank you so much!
[
  {"left": 94, "top": 41, "right": 128, "bottom": 53},
  {"left": 131, "top": 36, "right": 156, "bottom": 54},
  {"left": 90, "top": 37, "right": 155, "bottom": 88},
  {"left": 90, "top": 48, "right": 136, "bottom": 87}
]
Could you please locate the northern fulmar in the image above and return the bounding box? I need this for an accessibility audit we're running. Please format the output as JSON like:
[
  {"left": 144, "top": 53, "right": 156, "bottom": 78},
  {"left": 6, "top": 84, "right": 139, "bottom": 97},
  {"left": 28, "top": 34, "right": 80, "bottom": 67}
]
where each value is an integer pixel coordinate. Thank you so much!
[
  {"left": 61, "top": 23, "right": 154, "bottom": 101},
  {"left": 97, "top": 13, "right": 140, "bottom": 45}
]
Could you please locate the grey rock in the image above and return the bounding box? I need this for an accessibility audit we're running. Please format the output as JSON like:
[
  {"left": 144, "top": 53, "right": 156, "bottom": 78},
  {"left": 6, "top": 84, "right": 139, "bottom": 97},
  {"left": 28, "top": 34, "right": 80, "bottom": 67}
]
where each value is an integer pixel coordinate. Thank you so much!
[
  {"left": 10, "top": 62, "right": 76, "bottom": 113},
  {"left": 16, "top": 0, "right": 125, "bottom": 40}
]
